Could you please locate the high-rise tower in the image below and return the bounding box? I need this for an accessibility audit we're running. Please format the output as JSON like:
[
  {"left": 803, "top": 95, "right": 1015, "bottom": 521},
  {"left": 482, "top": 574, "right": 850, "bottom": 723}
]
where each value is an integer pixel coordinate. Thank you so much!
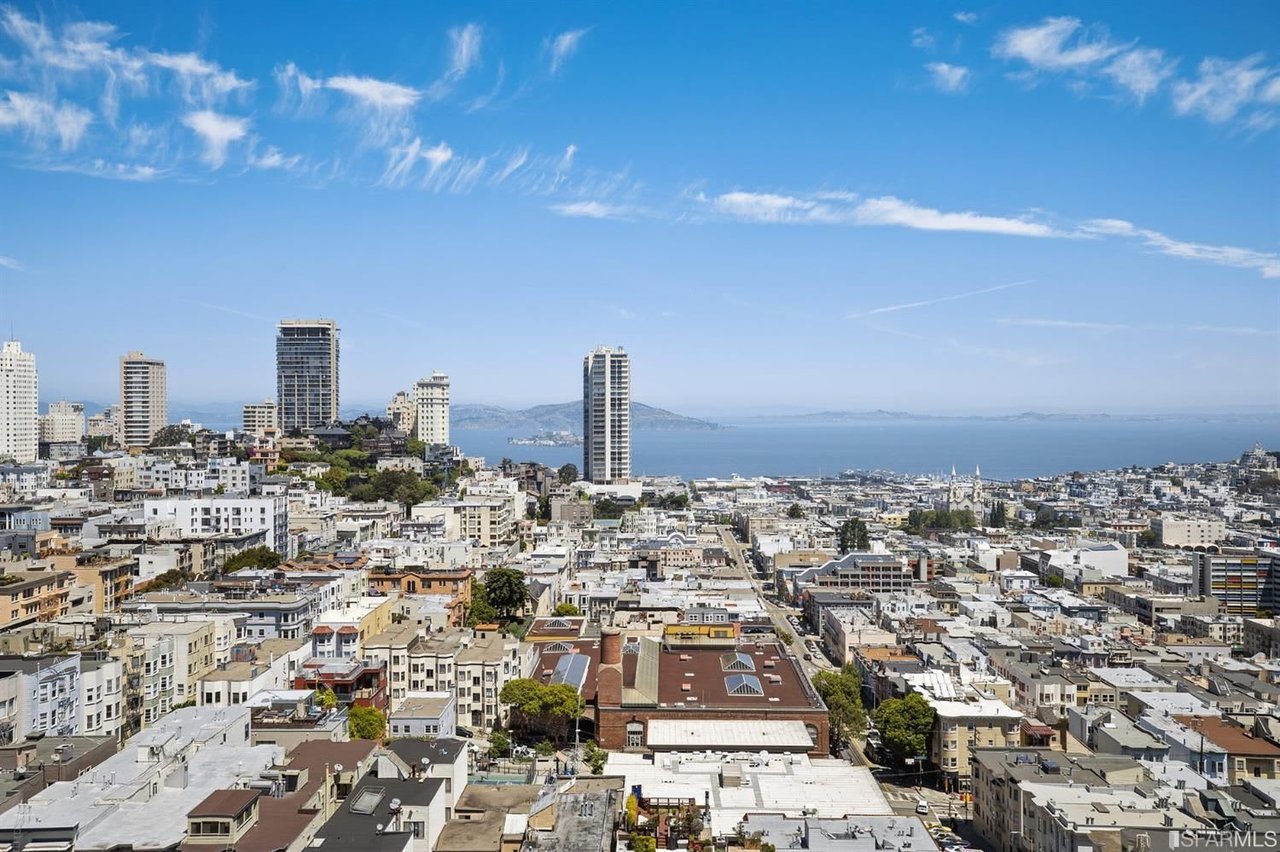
[
  {"left": 0, "top": 341, "right": 37, "bottom": 463},
  {"left": 582, "top": 346, "right": 631, "bottom": 484},
  {"left": 118, "top": 351, "right": 167, "bottom": 449},
  {"left": 276, "top": 320, "right": 339, "bottom": 431},
  {"left": 414, "top": 371, "right": 450, "bottom": 446}
]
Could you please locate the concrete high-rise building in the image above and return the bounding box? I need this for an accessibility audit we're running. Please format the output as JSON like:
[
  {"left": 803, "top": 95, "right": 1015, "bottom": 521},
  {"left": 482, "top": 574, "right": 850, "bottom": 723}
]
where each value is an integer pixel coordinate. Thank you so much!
[
  {"left": 242, "top": 400, "right": 277, "bottom": 436},
  {"left": 0, "top": 341, "right": 38, "bottom": 463},
  {"left": 40, "top": 401, "right": 85, "bottom": 444},
  {"left": 276, "top": 319, "right": 339, "bottom": 431},
  {"left": 582, "top": 346, "right": 631, "bottom": 484},
  {"left": 386, "top": 389, "right": 416, "bottom": 435},
  {"left": 414, "top": 371, "right": 450, "bottom": 446},
  {"left": 118, "top": 351, "right": 168, "bottom": 449}
]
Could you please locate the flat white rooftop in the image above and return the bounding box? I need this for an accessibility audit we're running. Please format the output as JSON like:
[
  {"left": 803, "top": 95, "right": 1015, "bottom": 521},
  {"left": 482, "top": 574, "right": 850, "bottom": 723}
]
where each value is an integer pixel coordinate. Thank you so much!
[
  {"left": 645, "top": 720, "right": 815, "bottom": 751},
  {"left": 605, "top": 751, "right": 892, "bottom": 835}
]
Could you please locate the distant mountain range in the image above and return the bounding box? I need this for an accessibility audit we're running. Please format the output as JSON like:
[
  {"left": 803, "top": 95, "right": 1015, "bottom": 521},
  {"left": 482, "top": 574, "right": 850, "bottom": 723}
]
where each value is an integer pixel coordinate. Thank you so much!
[{"left": 452, "top": 401, "right": 721, "bottom": 432}]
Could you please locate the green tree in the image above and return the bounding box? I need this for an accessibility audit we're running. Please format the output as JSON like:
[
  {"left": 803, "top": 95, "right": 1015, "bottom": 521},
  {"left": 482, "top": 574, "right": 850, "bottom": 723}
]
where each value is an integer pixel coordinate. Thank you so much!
[
  {"left": 625, "top": 794, "right": 639, "bottom": 830},
  {"left": 813, "top": 666, "right": 867, "bottom": 747},
  {"left": 989, "top": 501, "right": 1008, "bottom": 528},
  {"left": 536, "top": 739, "right": 555, "bottom": 757},
  {"left": 223, "top": 546, "right": 281, "bottom": 574},
  {"left": 87, "top": 435, "right": 112, "bottom": 453},
  {"left": 348, "top": 705, "right": 386, "bottom": 740},
  {"left": 405, "top": 438, "right": 427, "bottom": 458},
  {"left": 871, "top": 694, "right": 936, "bottom": 766},
  {"left": 787, "top": 503, "right": 805, "bottom": 519},
  {"left": 837, "top": 519, "right": 870, "bottom": 554},
  {"left": 467, "top": 582, "right": 498, "bottom": 626},
  {"left": 633, "top": 838, "right": 657, "bottom": 852},
  {"left": 149, "top": 424, "right": 194, "bottom": 447},
  {"left": 582, "top": 740, "right": 608, "bottom": 774},
  {"left": 499, "top": 679, "right": 582, "bottom": 740},
  {"left": 1137, "top": 529, "right": 1158, "bottom": 547},
  {"left": 316, "top": 687, "right": 338, "bottom": 710},
  {"left": 553, "top": 602, "right": 582, "bottom": 617},
  {"left": 484, "top": 567, "right": 528, "bottom": 620},
  {"left": 489, "top": 729, "right": 511, "bottom": 758},
  {"left": 558, "top": 463, "right": 579, "bottom": 484},
  {"left": 593, "top": 498, "right": 626, "bottom": 520}
]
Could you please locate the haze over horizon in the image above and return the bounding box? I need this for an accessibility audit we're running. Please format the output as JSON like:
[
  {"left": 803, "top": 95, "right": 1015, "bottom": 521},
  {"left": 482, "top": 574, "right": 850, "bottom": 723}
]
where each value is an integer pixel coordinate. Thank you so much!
[{"left": 1, "top": 3, "right": 1277, "bottom": 413}]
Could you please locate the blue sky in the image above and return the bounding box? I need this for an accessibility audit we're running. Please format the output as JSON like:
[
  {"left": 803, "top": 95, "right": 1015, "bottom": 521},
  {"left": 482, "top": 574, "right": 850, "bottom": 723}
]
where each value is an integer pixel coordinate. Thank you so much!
[{"left": 0, "top": 2, "right": 1277, "bottom": 416}]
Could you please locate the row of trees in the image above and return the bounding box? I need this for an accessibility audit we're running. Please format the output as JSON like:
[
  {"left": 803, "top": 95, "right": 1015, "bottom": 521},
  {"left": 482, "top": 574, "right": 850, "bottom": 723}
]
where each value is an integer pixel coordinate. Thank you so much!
[
  {"left": 837, "top": 518, "right": 870, "bottom": 554},
  {"left": 466, "top": 566, "right": 530, "bottom": 626},
  {"left": 223, "top": 546, "right": 281, "bottom": 573},
  {"left": 870, "top": 693, "right": 936, "bottom": 766},
  {"left": 903, "top": 508, "right": 977, "bottom": 534}
]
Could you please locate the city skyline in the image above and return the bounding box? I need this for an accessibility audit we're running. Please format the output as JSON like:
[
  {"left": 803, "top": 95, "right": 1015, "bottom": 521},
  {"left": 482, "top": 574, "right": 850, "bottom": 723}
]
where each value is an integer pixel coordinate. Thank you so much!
[{"left": 0, "top": 3, "right": 1278, "bottom": 414}]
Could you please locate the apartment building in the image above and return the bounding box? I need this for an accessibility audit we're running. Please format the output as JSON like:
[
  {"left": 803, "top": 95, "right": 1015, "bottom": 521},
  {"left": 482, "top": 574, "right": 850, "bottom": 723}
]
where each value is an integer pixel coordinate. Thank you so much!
[
  {"left": 1194, "top": 549, "right": 1280, "bottom": 616},
  {"left": 276, "top": 319, "right": 339, "bottom": 431},
  {"left": 0, "top": 341, "right": 37, "bottom": 465},
  {"left": 78, "top": 653, "right": 124, "bottom": 740},
  {"left": 118, "top": 351, "right": 167, "bottom": 448},
  {"left": 790, "top": 552, "right": 917, "bottom": 597},
  {"left": 242, "top": 399, "right": 277, "bottom": 435},
  {"left": 926, "top": 693, "right": 1023, "bottom": 792},
  {"left": 0, "top": 654, "right": 80, "bottom": 738},
  {"left": 0, "top": 570, "right": 73, "bottom": 630},
  {"left": 39, "top": 400, "right": 85, "bottom": 444},
  {"left": 53, "top": 550, "right": 135, "bottom": 614},
  {"left": 414, "top": 371, "right": 450, "bottom": 446},
  {"left": 583, "top": 345, "right": 631, "bottom": 485},
  {"left": 1154, "top": 513, "right": 1227, "bottom": 548},
  {"left": 143, "top": 494, "right": 289, "bottom": 555},
  {"left": 128, "top": 619, "right": 217, "bottom": 708}
]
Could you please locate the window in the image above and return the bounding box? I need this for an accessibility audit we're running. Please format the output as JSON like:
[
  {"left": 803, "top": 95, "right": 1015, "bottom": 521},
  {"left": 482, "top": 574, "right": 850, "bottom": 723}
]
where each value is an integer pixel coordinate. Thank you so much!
[{"left": 627, "top": 722, "right": 644, "bottom": 748}]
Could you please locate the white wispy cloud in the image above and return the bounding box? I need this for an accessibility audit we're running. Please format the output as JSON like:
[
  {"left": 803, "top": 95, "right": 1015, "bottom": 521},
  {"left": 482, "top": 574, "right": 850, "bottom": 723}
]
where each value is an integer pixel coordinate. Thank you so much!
[
  {"left": 1081, "top": 218, "right": 1280, "bottom": 279},
  {"left": 1172, "top": 54, "right": 1274, "bottom": 123},
  {"left": 548, "top": 28, "right": 589, "bottom": 75},
  {"left": 467, "top": 60, "right": 506, "bottom": 112},
  {"left": 274, "top": 61, "right": 324, "bottom": 113},
  {"left": 558, "top": 143, "right": 577, "bottom": 172},
  {"left": 0, "top": 90, "right": 93, "bottom": 150},
  {"left": 954, "top": 12, "right": 978, "bottom": 25},
  {"left": 910, "top": 28, "right": 935, "bottom": 51},
  {"left": 379, "top": 136, "right": 454, "bottom": 188},
  {"left": 0, "top": 255, "right": 23, "bottom": 271},
  {"left": 849, "top": 281, "right": 1029, "bottom": 320},
  {"left": 926, "top": 62, "right": 970, "bottom": 93},
  {"left": 249, "top": 145, "right": 302, "bottom": 171},
  {"left": 550, "top": 200, "right": 634, "bottom": 220},
  {"left": 426, "top": 23, "right": 482, "bottom": 101},
  {"left": 853, "top": 196, "right": 1062, "bottom": 237},
  {"left": 992, "top": 17, "right": 1119, "bottom": 71},
  {"left": 1103, "top": 47, "right": 1177, "bottom": 102},
  {"left": 998, "top": 317, "right": 1276, "bottom": 336},
  {"left": 705, "top": 190, "right": 1063, "bottom": 237},
  {"left": 491, "top": 147, "right": 528, "bottom": 184},
  {"left": 325, "top": 74, "right": 420, "bottom": 109},
  {"left": 146, "top": 50, "right": 253, "bottom": 105},
  {"left": 181, "top": 109, "right": 248, "bottom": 168}
]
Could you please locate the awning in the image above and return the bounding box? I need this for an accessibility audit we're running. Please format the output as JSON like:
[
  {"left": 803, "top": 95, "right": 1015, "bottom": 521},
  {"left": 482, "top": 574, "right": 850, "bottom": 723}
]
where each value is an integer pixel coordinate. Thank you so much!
[
  {"left": 312, "top": 626, "right": 333, "bottom": 635},
  {"left": 1021, "top": 719, "right": 1055, "bottom": 737}
]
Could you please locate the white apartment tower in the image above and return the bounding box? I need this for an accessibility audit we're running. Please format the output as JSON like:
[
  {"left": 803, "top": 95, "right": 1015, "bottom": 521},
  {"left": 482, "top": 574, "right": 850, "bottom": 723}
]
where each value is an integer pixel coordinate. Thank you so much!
[
  {"left": 0, "top": 341, "right": 38, "bottom": 463},
  {"left": 276, "top": 319, "right": 339, "bottom": 431},
  {"left": 414, "top": 371, "right": 450, "bottom": 446},
  {"left": 118, "top": 351, "right": 168, "bottom": 448},
  {"left": 242, "top": 400, "right": 277, "bottom": 436},
  {"left": 583, "top": 346, "right": 631, "bottom": 484},
  {"left": 40, "top": 401, "right": 85, "bottom": 444}
]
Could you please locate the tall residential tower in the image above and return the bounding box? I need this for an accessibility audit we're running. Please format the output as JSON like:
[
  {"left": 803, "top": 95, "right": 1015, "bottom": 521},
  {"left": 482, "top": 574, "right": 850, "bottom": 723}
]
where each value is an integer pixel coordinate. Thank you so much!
[
  {"left": 276, "top": 319, "right": 339, "bottom": 431},
  {"left": 0, "top": 341, "right": 38, "bottom": 463},
  {"left": 582, "top": 346, "right": 631, "bottom": 484},
  {"left": 118, "top": 351, "right": 167, "bottom": 449},
  {"left": 414, "top": 371, "right": 450, "bottom": 446}
]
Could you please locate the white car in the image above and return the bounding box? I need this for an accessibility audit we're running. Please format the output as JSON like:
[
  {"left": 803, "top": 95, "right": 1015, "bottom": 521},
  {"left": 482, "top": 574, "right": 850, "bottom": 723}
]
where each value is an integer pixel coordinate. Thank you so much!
[{"left": 915, "top": 801, "right": 930, "bottom": 815}]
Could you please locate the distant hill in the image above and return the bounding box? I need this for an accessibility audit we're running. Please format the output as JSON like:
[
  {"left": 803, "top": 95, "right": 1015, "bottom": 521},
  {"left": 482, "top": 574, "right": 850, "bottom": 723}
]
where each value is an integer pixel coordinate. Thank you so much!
[
  {"left": 731, "top": 409, "right": 1280, "bottom": 425},
  {"left": 451, "top": 401, "right": 721, "bottom": 432}
]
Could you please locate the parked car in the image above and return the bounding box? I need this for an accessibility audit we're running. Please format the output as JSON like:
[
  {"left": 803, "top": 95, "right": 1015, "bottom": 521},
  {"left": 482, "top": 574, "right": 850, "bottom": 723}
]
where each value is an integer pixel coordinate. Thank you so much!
[
  {"left": 455, "top": 726, "right": 474, "bottom": 738},
  {"left": 916, "top": 801, "right": 931, "bottom": 815}
]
